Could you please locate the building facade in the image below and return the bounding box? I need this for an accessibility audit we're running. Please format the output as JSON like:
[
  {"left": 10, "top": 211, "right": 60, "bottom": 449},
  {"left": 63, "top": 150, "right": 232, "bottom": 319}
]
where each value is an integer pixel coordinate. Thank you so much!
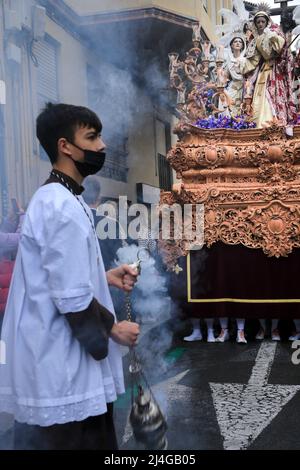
[{"left": 0, "top": 0, "right": 232, "bottom": 215}]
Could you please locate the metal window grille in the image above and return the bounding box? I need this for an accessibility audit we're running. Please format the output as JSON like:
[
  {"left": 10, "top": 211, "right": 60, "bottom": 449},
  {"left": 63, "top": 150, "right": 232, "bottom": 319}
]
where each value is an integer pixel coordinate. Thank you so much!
[{"left": 158, "top": 153, "right": 172, "bottom": 191}]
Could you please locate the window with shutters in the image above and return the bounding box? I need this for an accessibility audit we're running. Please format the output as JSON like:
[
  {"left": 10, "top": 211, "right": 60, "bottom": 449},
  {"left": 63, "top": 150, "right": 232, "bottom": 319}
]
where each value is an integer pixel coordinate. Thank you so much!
[
  {"left": 33, "top": 35, "right": 59, "bottom": 108},
  {"left": 33, "top": 35, "right": 59, "bottom": 161}
]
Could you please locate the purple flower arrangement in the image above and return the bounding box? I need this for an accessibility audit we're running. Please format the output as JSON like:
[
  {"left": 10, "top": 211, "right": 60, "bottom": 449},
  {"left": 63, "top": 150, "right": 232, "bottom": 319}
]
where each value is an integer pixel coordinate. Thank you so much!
[
  {"left": 194, "top": 115, "right": 257, "bottom": 130},
  {"left": 293, "top": 113, "right": 300, "bottom": 126}
]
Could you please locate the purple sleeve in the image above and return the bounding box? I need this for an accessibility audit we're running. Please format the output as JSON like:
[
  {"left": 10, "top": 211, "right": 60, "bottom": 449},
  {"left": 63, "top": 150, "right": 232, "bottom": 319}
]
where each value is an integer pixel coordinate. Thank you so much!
[
  {"left": 0, "top": 214, "right": 24, "bottom": 254},
  {"left": 0, "top": 218, "right": 17, "bottom": 233},
  {"left": 0, "top": 231, "right": 21, "bottom": 250}
]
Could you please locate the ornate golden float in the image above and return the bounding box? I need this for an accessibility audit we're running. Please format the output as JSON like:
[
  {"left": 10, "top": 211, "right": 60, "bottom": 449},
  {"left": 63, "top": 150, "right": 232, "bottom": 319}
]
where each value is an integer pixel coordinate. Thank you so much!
[
  {"left": 159, "top": 23, "right": 300, "bottom": 272},
  {"left": 160, "top": 122, "right": 300, "bottom": 269}
]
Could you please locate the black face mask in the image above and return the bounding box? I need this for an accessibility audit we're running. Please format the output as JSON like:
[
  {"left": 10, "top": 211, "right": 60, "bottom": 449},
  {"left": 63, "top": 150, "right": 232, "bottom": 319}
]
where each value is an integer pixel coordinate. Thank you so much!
[{"left": 70, "top": 142, "right": 106, "bottom": 177}]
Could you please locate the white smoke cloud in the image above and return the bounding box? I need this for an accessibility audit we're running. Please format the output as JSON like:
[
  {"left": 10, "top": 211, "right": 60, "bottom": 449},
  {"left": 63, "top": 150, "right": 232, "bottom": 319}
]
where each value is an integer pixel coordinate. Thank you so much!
[{"left": 115, "top": 244, "right": 171, "bottom": 324}]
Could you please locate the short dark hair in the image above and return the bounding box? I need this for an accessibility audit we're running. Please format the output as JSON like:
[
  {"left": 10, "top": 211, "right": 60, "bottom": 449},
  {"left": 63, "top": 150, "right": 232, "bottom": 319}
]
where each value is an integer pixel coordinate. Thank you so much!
[
  {"left": 36, "top": 102, "right": 102, "bottom": 164},
  {"left": 82, "top": 176, "right": 101, "bottom": 205}
]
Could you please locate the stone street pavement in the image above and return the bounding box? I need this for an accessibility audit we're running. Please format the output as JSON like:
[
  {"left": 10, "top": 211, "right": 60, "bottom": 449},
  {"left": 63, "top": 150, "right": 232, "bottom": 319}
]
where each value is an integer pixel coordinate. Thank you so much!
[
  {"left": 1, "top": 318, "right": 300, "bottom": 450},
  {"left": 115, "top": 319, "right": 300, "bottom": 450}
]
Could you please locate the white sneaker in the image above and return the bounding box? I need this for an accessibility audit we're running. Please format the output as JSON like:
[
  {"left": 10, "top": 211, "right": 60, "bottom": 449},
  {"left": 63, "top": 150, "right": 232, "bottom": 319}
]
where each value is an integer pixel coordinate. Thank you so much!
[
  {"left": 255, "top": 328, "right": 265, "bottom": 340},
  {"left": 207, "top": 330, "right": 215, "bottom": 343},
  {"left": 271, "top": 329, "right": 281, "bottom": 341},
  {"left": 236, "top": 329, "right": 247, "bottom": 344},
  {"left": 216, "top": 329, "right": 229, "bottom": 342},
  {"left": 183, "top": 330, "right": 203, "bottom": 342},
  {"left": 288, "top": 332, "right": 300, "bottom": 341}
]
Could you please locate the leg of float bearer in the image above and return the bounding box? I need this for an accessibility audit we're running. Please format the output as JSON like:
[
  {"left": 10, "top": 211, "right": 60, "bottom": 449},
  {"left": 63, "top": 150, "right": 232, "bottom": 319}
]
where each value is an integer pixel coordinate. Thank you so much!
[
  {"left": 220, "top": 317, "right": 228, "bottom": 329},
  {"left": 236, "top": 318, "right": 247, "bottom": 344},
  {"left": 256, "top": 319, "right": 266, "bottom": 340},
  {"left": 206, "top": 318, "right": 215, "bottom": 343},
  {"left": 183, "top": 318, "right": 202, "bottom": 342},
  {"left": 271, "top": 319, "right": 281, "bottom": 341},
  {"left": 289, "top": 319, "right": 300, "bottom": 341},
  {"left": 216, "top": 317, "right": 229, "bottom": 342}
]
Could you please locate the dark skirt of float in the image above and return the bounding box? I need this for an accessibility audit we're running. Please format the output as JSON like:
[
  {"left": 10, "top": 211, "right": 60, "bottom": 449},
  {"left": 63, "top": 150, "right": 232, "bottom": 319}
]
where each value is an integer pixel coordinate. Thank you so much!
[{"left": 169, "top": 242, "right": 300, "bottom": 320}]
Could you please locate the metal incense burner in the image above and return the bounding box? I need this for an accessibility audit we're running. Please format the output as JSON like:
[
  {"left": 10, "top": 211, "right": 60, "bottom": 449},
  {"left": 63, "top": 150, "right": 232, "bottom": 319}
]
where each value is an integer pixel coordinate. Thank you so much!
[{"left": 125, "top": 249, "right": 168, "bottom": 450}]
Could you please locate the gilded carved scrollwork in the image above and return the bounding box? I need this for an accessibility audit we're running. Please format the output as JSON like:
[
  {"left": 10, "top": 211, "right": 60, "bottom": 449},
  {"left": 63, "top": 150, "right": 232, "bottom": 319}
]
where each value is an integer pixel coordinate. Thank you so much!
[
  {"left": 203, "top": 199, "right": 300, "bottom": 258},
  {"left": 159, "top": 124, "right": 300, "bottom": 270}
]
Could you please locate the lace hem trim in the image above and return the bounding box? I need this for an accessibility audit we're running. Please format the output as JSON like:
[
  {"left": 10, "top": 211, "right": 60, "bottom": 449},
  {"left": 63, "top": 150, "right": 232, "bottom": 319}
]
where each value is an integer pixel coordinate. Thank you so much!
[{"left": 0, "top": 390, "right": 119, "bottom": 426}]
